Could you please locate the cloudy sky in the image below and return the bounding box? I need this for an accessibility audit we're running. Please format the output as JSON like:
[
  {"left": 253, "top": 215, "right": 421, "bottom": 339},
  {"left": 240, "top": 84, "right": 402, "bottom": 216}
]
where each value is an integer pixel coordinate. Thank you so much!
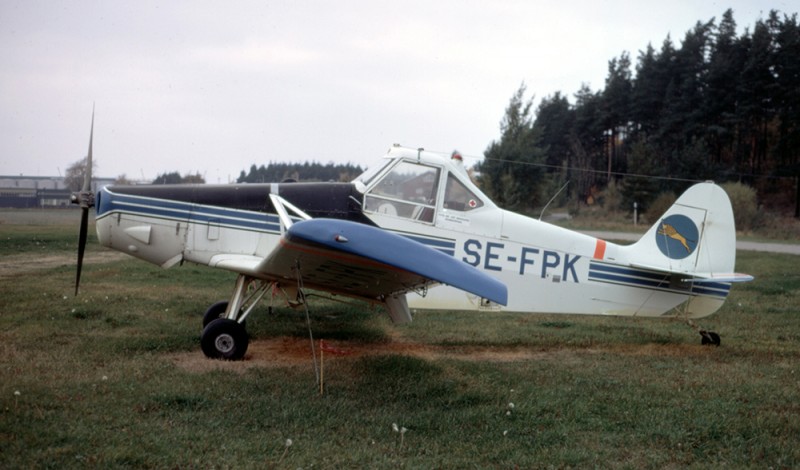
[{"left": 0, "top": 0, "right": 788, "bottom": 183}]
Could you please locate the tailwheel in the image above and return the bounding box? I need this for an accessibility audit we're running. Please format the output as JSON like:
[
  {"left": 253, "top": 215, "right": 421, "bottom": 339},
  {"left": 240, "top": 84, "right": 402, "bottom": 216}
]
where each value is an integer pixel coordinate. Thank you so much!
[
  {"left": 681, "top": 311, "right": 721, "bottom": 347},
  {"left": 201, "top": 318, "right": 249, "bottom": 360},
  {"left": 700, "top": 330, "right": 721, "bottom": 346}
]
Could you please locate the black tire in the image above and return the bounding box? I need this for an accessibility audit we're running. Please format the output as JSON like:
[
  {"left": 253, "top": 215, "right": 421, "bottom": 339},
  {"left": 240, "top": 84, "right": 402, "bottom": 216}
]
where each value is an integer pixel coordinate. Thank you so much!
[
  {"left": 203, "top": 300, "right": 230, "bottom": 328},
  {"left": 700, "top": 330, "right": 721, "bottom": 346},
  {"left": 201, "top": 318, "right": 249, "bottom": 360}
]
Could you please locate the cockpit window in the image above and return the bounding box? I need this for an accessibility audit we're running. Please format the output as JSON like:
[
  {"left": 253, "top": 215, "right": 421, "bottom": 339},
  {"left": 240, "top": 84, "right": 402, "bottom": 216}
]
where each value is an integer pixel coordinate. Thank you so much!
[
  {"left": 355, "top": 159, "right": 392, "bottom": 187},
  {"left": 443, "top": 173, "right": 484, "bottom": 211},
  {"left": 364, "top": 161, "right": 440, "bottom": 223}
]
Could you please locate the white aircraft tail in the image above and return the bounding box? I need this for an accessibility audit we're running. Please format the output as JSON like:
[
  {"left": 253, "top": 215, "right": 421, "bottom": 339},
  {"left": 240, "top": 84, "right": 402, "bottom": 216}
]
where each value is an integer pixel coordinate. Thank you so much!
[{"left": 624, "top": 182, "right": 751, "bottom": 317}]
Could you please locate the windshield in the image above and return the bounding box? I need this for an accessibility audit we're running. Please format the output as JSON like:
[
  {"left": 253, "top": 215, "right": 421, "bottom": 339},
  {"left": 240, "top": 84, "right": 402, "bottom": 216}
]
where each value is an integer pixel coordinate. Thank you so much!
[
  {"left": 364, "top": 160, "right": 441, "bottom": 223},
  {"left": 354, "top": 158, "right": 393, "bottom": 187}
]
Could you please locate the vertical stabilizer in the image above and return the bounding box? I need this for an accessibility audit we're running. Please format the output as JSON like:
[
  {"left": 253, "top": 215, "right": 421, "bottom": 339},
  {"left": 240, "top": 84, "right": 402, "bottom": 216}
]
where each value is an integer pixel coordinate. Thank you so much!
[
  {"left": 624, "top": 182, "right": 744, "bottom": 317},
  {"left": 628, "top": 182, "right": 737, "bottom": 277}
]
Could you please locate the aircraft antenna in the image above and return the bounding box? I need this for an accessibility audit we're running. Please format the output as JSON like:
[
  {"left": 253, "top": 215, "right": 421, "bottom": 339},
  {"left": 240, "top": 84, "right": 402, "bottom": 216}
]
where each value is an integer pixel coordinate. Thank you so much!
[{"left": 539, "top": 180, "right": 569, "bottom": 221}]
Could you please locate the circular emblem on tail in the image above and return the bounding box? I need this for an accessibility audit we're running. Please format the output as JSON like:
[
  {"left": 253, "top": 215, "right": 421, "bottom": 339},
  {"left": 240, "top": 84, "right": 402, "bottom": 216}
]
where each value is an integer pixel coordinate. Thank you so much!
[{"left": 655, "top": 214, "right": 698, "bottom": 259}]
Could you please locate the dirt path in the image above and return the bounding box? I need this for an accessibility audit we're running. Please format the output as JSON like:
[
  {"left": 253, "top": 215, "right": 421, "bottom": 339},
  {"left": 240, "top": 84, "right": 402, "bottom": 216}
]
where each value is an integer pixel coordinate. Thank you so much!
[
  {"left": 168, "top": 334, "right": 709, "bottom": 374},
  {"left": 0, "top": 251, "right": 126, "bottom": 278}
]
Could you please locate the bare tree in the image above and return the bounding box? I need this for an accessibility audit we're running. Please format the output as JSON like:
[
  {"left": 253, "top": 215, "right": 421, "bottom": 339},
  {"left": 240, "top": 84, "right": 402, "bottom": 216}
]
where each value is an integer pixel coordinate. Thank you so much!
[{"left": 64, "top": 157, "right": 97, "bottom": 192}]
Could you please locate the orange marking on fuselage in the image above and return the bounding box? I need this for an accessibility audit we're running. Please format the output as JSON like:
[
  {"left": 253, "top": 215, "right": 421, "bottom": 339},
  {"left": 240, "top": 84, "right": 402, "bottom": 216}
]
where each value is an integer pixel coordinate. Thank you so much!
[{"left": 593, "top": 239, "right": 607, "bottom": 260}]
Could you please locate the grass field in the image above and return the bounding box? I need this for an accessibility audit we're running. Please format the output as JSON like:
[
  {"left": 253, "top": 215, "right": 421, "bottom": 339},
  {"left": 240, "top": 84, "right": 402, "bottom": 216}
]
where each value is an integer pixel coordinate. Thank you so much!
[{"left": 1, "top": 212, "right": 799, "bottom": 468}]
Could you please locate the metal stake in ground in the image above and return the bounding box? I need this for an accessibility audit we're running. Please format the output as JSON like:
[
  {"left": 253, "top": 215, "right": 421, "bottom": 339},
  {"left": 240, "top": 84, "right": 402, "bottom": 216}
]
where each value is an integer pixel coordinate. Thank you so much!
[{"left": 295, "top": 260, "right": 320, "bottom": 385}]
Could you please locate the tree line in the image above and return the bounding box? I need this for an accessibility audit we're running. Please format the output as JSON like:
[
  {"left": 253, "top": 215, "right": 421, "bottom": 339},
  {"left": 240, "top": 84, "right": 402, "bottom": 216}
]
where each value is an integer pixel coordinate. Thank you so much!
[
  {"left": 146, "top": 162, "right": 364, "bottom": 185},
  {"left": 152, "top": 171, "right": 205, "bottom": 185},
  {"left": 64, "top": 162, "right": 362, "bottom": 191},
  {"left": 236, "top": 162, "right": 364, "bottom": 183},
  {"left": 478, "top": 9, "right": 800, "bottom": 217},
  {"left": 149, "top": 162, "right": 364, "bottom": 185}
]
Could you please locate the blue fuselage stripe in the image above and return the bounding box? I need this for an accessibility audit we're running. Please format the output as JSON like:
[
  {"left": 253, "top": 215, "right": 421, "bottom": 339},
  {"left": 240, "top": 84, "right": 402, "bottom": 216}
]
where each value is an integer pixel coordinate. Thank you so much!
[
  {"left": 589, "top": 263, "right": 671, "bottom": 281},
  {"left": 98, "top": 189, "right": 282, "bottom": 233},
  {"left": 392, "top": 232, "right": 456, "bottom": 256},
  {"left": 588, "top": 261, "right": 730, "bottom": 298}
]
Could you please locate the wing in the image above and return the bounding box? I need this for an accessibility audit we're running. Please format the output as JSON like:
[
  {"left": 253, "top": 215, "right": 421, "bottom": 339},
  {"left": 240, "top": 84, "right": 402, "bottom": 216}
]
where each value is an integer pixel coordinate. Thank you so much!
[
  {"left": 209, "top": 219, "right": 507, "bottom": 320},
  {"left": 267, "top": 219, "right": 507, "bottom": 303}
]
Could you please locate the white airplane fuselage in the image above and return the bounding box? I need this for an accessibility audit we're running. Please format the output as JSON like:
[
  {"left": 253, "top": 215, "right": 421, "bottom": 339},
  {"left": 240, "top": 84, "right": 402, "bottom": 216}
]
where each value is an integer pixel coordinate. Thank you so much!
[{"left": 95, "top": 146, "right": 737, "bottom": 321}]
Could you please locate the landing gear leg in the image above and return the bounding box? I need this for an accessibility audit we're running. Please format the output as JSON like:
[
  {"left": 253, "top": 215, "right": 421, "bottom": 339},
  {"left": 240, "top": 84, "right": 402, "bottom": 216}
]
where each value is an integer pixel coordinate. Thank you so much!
[{"left": 200, "top": 274, "right": 272, "bottom": 360}]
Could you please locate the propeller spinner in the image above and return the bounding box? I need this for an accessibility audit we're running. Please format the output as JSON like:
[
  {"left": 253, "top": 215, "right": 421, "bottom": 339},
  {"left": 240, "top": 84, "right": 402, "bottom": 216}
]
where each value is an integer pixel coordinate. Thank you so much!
[{"left": 71, "top": 107, "right": 96, "bottom": 295}]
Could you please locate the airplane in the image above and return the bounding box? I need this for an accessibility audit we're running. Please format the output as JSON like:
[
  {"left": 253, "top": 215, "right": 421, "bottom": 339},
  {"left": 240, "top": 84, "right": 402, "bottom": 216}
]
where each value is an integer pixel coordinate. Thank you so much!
[{"left": 72, "top": 114, "right": 753, "bottom": 360}]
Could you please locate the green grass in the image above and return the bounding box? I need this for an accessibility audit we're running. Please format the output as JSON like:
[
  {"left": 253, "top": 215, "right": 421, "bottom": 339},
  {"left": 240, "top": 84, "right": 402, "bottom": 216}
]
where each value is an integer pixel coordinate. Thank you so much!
[
  {"left": 0, "top": 225, "right": 83, "bottom": 257},
  {"left": 1, "top": 225, "right": 799, "bottom": 468}
]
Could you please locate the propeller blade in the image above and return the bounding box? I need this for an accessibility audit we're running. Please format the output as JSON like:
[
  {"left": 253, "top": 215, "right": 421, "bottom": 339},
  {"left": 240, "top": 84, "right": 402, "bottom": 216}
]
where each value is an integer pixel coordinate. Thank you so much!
[
  {"left": 83, "top": 105, "right": 94, "bottom": 192},
  {"left": 74, "top": 106, "right": 95, "bottom": 296},
  {"left": 75, "top": 207, "right": 89, "bottom": 295}
]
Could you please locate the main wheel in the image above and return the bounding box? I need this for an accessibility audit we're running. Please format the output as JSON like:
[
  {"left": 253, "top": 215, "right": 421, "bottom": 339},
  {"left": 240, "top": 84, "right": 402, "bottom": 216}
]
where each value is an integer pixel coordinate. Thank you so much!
[{"left": 201, "top": 318, "right": 249, "bottom": 360}]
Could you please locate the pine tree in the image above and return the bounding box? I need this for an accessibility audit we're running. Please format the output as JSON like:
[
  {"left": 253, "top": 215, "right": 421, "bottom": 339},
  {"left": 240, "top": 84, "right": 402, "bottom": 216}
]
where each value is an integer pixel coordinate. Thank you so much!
[
  {"left": 534, "top": 92, "right": 574, "bottom": 169},
  {"left": 601, "top": 52, "right": 633, "bottom": 175},
  {"left": 705, "top": 9, "right": 747, "bottom": 165},
  {"left": 479, "top": 84, "right": 547, "bottom": 211}
]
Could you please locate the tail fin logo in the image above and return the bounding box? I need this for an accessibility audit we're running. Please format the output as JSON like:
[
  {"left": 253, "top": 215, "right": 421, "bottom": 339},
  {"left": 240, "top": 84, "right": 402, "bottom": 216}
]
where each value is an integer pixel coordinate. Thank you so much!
[{"left": 655, "top": 214, "right": 698, "bottom": 260}]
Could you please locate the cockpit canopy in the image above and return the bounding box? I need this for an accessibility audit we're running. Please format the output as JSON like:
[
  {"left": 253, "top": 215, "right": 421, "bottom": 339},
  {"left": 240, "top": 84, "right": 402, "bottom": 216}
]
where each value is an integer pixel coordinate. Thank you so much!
[{"left": 355, "top": 146, "right": 488, "bottom": 224}]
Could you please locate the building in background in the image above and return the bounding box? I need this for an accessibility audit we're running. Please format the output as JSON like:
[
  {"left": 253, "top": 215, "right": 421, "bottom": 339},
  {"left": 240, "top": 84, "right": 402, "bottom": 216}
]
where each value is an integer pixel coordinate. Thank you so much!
[{"left": 0, "top": 175, "right": 116, "bottom": 208}]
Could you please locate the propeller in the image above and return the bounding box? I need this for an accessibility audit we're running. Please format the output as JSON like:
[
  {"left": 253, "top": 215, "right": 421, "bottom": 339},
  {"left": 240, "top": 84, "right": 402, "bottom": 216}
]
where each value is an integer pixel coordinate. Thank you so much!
[{"left": 72, "top": 106, "right": 96, "bottom": 295}]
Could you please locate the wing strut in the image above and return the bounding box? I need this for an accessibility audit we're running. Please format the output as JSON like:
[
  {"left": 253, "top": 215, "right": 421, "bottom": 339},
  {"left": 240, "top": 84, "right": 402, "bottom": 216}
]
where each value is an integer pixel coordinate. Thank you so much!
[{"left": 269, "top": 193, "right": 312, "bottom": 234}]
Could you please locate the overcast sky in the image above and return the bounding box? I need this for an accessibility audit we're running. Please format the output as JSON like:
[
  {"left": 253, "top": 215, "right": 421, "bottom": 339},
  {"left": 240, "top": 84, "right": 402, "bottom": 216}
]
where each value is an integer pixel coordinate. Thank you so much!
[{"left": 0, "top": 0, "right": 790, "bottom": 183}]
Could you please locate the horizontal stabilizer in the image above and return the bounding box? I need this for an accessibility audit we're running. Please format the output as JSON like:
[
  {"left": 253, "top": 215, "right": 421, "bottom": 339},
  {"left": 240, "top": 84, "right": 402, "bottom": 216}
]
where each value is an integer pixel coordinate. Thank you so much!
[
  {"left": 684, "top": 273, "right": 755, "bottom": 283},
  {"left": 630, "top": 261, "right": 755, "bottom": 284}
]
